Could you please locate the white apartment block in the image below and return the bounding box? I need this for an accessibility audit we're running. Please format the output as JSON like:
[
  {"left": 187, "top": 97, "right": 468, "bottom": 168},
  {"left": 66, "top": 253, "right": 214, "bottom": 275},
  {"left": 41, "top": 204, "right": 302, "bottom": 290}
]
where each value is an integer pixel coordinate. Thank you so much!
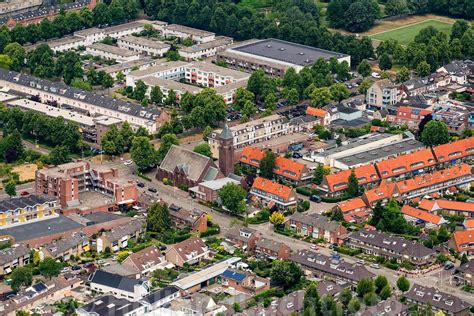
[
  {"left": 208, "top": 114, "right": 290, "bottom": 157},
  {"left": 126, "top": 61, "right": 190, "bottom": 87},
  {"left": 366, "top": 79, "right": 401, "bottom": 108},
  {"left": 74, "top": 27, "right": 105, "bottom": 46},
  {"left": 142, "top": 76, "right": 202, "bottom": 101},
  {"left": 178, "top": 36, "right": 233, "bottom": 61},
  {"left": 99, "top": 58, "right": 158, "bottom": 80},
  {"left": 184, "top": 62, "right": 249, "bottom": 88},
  {"left": 103, "top": 20, "right": 148, "bottom": 39},
  {"left": 162, "top": 24, "right": 215, "bottom": 43},
  {"left": 86, "top": 43, "right": 141, "bottom": 63},
  {"left": 118, "top": 35, "right": 171, "bottom": 57}
]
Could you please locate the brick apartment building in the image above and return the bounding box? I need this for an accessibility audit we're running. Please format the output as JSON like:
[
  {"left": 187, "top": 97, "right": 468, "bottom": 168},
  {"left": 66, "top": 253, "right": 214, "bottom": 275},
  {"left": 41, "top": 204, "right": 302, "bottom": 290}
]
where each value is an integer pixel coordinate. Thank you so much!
[
  {"left": 35, "top": 161, "right": 138, "bottom": 212},
  {"left": 254, "top": 238, "right": 290, "bottom": 260}
]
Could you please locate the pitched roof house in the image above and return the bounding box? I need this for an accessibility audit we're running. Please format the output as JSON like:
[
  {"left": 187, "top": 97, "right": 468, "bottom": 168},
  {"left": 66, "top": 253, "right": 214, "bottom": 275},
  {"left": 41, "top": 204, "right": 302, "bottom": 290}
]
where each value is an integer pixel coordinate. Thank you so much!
[
  {"left": 220, "top": 269, "right": 270, "bottom": 295},
  {"left": 156, "top": 145, "right": 222, "bottom": 188},
  {"left": 0, "top": 244, "right": 30, "bottom": 275},
  {"left": 89, "top": 270, "right": 150, "bottom": 301},
  {"left": 255, "top": 237, "right": 291, "bottom": 260},
  {"left": 121, "top": 246, "right": 166, "bottom": 275},
  {"left": 168, "top": 204, "right": 207, "bottom": 233},
  {"left": 224, "top": 226, "right": 260, "bottom": 253},
  {"left": 286, "top": 213, "right": 347, "bottom": 245},
  {"left": 375, "top": 148, "right": 437, "bottom": 181},
  {"left": 165, "top": 237, "right": 210, "bottom": 267},
  {"left": 97, "top": 219, "right": 145, "bottom": 253},
  {"left": 250, "top": 177, "right": 297, "bottom": 210},
  {"left": 41, "top": 232, "right": 89, "bottom": 261},
  {"left": 449, "top": 230, "right": 474, "bottom": 256},
  {"left": 319, "top": 164, "right": 380, "bottom": 197},
  {"left": 362, "top": 181, "right": 397, "bottom": 207},
  {"left": 336, "top": 197, "right": 371, "bottom": 223},
  {"left": 432, "top": 136, "right": 474, "bottom": 165},
  {"left": 401, "top": 205, "right": 447, "bottom": 229},
  {"left": 306, "top": 107, "right": 331, "bottom": 126},
  {"left": 419, "top": 199, "right": 474, "bottom": 216}
]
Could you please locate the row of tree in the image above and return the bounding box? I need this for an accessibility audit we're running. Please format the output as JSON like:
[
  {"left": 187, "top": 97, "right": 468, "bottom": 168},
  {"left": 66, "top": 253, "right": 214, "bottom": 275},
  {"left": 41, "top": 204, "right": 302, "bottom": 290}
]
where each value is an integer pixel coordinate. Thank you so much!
[
  {"left": 0, "top": 0, "right": 139, "bottom": 50},
  {"left": 327, "top": 0, "right": 381, "bottom": 32},
  {"left": 144, "top": 0, "right": 375, "bottom": 67},
  {"left": 382, "top": 0, "right": 473, "bottom": 19}
]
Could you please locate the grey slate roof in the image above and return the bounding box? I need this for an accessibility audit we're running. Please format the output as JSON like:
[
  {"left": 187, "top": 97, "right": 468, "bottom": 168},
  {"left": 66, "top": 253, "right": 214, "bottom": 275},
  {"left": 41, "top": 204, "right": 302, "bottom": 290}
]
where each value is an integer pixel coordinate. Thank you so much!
[
  {"left": 78, "top": 295, "right": 144, "bottom": 316},
  {"left": 316, "top": 281, "right": 343, "bottom": 297},
  {"left": 289, "top": 213, "right": 343, "bottom": 233},
  {"left": 0, "top": 194, "right": 55, "bottom": 213},
  {"left": 403, "top": 284, "right": 470, "bottom": 314},
  {"left": 43, "top": 232, "right": 88, "bottom": 257},
  {"left": 348, "top": 230, "right": 435, "bottom": 259},
  {"left": 359, "top": 298, "right": 408, "bottom": 316},
  {"left": 90, "top": 270, "right": 145, "bottom": 293},
  {"left": 456, "top": 259, "right": 474, "bottom": 274},
  {"left": 255, "top": 237, "right": 286, "bottom": 253},
  {"left": 159, "top": 145, "right": 213, "bottom": 182},
  {"left": 290, "top": 250, "right": 375, "bottom": 282},
  {"left": 141, "top": 286, "right": 179, "bottom": 305},
  {"left": 102, "top": 219, "right": 144, "bottom": 242},
  {"left": 0, "top": 244, "right": 29, "bottom": 265},
  {"left": 0, "top": 68, "right": 161, "bottom": 121}
]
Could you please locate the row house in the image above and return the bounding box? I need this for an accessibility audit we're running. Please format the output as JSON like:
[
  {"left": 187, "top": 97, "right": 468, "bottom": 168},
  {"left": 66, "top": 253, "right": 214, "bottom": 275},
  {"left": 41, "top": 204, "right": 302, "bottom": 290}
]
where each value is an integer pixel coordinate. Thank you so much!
[
  {"left": 290, "top": 250, "right": 374, "bottom": 289},
  {"left": 419, "top": 199, "right": 474, "bottom": 218},
  {"left": 401, "top": 205, "right": 447, "bottom": 229},
  {"left": 362, "top": 181, "right": 397, "bottom": 208},
  {"left": 395, "top": 164, "right": 473, "bottom": 201},
  {"left": 306, "top": 107, "right": 331, "bottom": 126},
  {"left": 386, "top": 106, "right": 432, "bottom": 130},
  {"left": 96, "top": 219, "right": 145, "bottom": 253},
  {"left": 40, "top": 232, "right": 89, "bottom": 261},
  {"left": 255, "top": 238, "right": 291, "bottom": 260},
  {"left": 448, "top": 230, "right": 474, "bottom": 257},
  {"left": 249, "top": 177, "right": 298, "bottom": 210},
  {"left": 403, "top": 284, "right": 471, "bottom": 316},
  {"left": 0, "top": 194, "right": 58, "bottom": 228},
  {"left": 454, "top": 260, "right": 474, "bottom": 286},
  {"left": 286, "top": 213, "right": 347, "bottom": 245},
  {"left": 178, "top": 36, "right": 233, "bottom": 61},
  {"left": 85, "top": 43, "right": 141, "bottom": 63},
  {"left": 223, "top": 226, "right": 260, "bottom": 253},
  {"left": 358, "top": 298, "right": 409, "bottom": 316},
  {"left": 432, "top": 137, "right": 474, "bottom": 167},
  {"left": 161, "top": 24, "right": 215, "bottom": 43},
  {"left": 168, "top": 204, "right": 207, "bottom": 233},
  {"left": 220, "top": 269, "right": 270, "bottom": 296},
  {"left": 208, "top": 114, "right": 290, "bottom": 159},
  {"left": 375, "top": 148, "right": 437, "bottom": 181},
  {"left": 117, "top": 35, "right": 171, "bottom": 57},
  {"left": 165, "top": 237, "right": 210, "bottom": 267},
  {"left": 0, "top": 244, "right": 30, "bottom": 275},
  {"left": 347, "top": 230, "right": 436, "bottom": 268},
  {"left": 240, "top": 147, "right": 312, "bottom": 185},
  {"left": 319, "top": 164, "right": 380, "bottom": 197},
  {"left": 399, "top": 77, "right": 437, "bottom": 97},
  {"left": 335, "top": 197, "right": 371, "bottom": 223}
]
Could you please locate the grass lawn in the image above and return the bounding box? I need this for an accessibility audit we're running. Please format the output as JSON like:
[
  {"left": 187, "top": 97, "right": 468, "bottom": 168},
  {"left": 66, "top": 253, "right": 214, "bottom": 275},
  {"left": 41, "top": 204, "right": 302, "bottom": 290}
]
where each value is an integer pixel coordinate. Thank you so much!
[
  {"left": 370, "top": 19, "right": 453, "bottom": 45},
  {"left": 238, "top": 0, "right": 273, "bottom": 9}
]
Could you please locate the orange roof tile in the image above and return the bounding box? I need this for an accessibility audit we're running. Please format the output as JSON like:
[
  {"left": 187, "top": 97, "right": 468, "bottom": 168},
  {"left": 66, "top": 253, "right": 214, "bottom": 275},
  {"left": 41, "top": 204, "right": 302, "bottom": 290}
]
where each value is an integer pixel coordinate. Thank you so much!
[
  {"left": 451, "top": 230, "right": 474, "bottom": 252},
  {"left": 344, "top": 210, "right": 370, "bottom": 222},
  {"left": 375, "top": 148, "right": 436, "bottom": 179},
  {"left": 421, "top": 199, "right": 474, "bottom": 213},
  {"left": 337, "top": 198, "right": 367, "bottom": 213},
  {"left": 401, "top": 205, "right": 443, "bottom": 225},
  {"left": 306, "top": 107, "right": 328, "bottom": 118},
  {"left": 464, "top": 219, "right": 474, "bottom": 229},
  {"left": 364, "top": 224, "right": 376, "bottom": 231},
  {"left": 363, "top": 182, "right": 396, "bottom": 204},
  {"left": 324, "top": 164, "right": 379, "bottom": 193},
  {"left": 240, "top": 147, "right": 308, "bottom": 181},
  {"left": 395, "top": 164, "right": 472, "bottom": 194},
  {"left": 240, "top": 147, "right": 264, "bottom": 168},
  {"left": 432, "top": 137, "right": 474, "bottom": 162},
  {"left": 251, "top": 177, "right": 294, "bottom": 201}
]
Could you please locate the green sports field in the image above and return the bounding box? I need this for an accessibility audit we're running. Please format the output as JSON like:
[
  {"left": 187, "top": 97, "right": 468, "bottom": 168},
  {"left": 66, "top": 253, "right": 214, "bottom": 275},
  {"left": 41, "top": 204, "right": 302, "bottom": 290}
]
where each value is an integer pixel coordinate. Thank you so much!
[{"left": 370, "top": 20, "right": 453, "bottom": 45}]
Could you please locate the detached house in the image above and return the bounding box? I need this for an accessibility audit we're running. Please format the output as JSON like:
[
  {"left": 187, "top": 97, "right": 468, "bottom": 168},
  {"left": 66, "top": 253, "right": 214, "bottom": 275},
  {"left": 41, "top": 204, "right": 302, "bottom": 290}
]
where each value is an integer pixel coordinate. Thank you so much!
[
  {"left": 224, "top": 226, "right": 260, "bottom": 253},
  {"left": 220, "top": 269, "right": 270, "bottom": 295},
  {"left": 89, "top": 270, "right": 150, "bottom": 301},
  {"left": 250, "top": 177, "right": 297, "bottom": 210},
  {"left": 240, "top": 147, "right": 312, "bottom": 185},
  {"left": 255, "top": 238, "right": 290, "bottom": 260},
  {"left": 97, "top": 219, "right": 145, "bottom": 253},
  {"left": 121, "top": 246, "right": 167, "bottom": 276},
  {"left": 286, "top": 213, "right": 347, "bottom": 245},
  {"left": 347, "top": 230, "right": 436, "bottom": 268},
  {"left": 165, "top": 237, "right": 210, "bottom": 267},
  {"left": 319, "top": 164, "right": 380, "bottom": 197}
]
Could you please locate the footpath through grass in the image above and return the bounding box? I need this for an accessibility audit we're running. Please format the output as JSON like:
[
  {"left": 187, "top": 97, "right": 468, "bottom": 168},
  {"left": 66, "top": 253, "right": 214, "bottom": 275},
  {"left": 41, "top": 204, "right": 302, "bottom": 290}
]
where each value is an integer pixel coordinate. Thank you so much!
[{"left": 370, "top": 19, "right": 453, "bottom": 45}]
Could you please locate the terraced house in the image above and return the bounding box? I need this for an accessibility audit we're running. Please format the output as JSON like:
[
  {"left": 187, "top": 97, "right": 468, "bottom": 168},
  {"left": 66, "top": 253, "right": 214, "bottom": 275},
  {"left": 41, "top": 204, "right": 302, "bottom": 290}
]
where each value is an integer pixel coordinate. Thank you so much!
[
  {"left": 286, "top": 213, "right": 347, "bottom": 245},
  {"left": 432, "top": 136, "right": 474, "bottom": 166},
  {"left": 239, "top": 147, "right": 312, "bottom": 185},
  {"left": 0, "top": 244, "right": 30, "bottom": 275},
  {"left": 375, "top": 148, "right": 437, "bottom": 181},
  {"left": 347, "top": 230, "right": 436, "bottom": 268},
  {"left": 40, "top": 232, "right": 89, "bottom": 261},
  {"left": 250, "top": 177, "right": 297, "bottom": 210},
  {"left": 0, "top": 195, "right": 58, "bottom": 228},
  {"left": 319, "top": 164, "right": 380, "bottom": 197}
]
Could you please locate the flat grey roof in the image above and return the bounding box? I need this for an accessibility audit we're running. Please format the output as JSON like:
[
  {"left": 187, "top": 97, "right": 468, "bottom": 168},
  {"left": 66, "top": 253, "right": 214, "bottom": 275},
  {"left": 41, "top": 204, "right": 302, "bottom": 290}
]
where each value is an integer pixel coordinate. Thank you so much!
[
  {"left": 337, "top": 138, "right": 424, "bottom": 167},
  {"left": 317, "top": 133, "right": 393, "bottom": 158},
  {"left": 0, "top": 215, "right": 83, "bottom": 242},
  {"left": 83, "top": 212, "right": 125, "bottom": 224},
  {"left": 232, "top": 38, "right": 347, "bottom": 67}
]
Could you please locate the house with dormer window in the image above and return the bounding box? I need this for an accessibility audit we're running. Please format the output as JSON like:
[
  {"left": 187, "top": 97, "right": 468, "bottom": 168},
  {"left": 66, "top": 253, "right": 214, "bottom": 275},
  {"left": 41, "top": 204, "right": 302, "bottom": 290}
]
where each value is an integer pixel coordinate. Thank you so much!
[
  {"left": 165, "top": 237, "right": 210, "bottom": 267},
  {"left": 250, "top": 177, "right": 297, "bottom": 210}
]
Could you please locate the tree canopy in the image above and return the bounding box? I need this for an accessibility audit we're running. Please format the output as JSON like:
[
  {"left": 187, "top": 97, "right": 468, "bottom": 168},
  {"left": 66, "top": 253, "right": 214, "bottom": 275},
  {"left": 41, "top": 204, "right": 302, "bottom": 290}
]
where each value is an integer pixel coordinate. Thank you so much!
[
  {"left": 218, "top": 182, "right": 247, "bottom": 215},
  {"left": 421, "top": 120, "right": 450, "bottom": 147}
]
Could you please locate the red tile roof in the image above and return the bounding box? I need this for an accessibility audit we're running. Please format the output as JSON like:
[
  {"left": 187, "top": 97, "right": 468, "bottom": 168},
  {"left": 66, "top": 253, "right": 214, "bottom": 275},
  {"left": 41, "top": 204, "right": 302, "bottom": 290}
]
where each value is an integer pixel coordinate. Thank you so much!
[
  {"left": 463, "top": 219, "right": 474, "bottom": 229},
  {"left": 392, "top": 106, "right": 432, "bottom": 121},
  {"left": 344, "top": 210, "right": 370, "bottom": 223},
  {"left": 420, "top": 199, "right": 474, "bottom": 213},
  {"left": 240, "top": 147, "right": 308, "bottom": 181},
  {"left": 363, "top": 181, "right": 396, "bottom": 205},
  {"left": 395, "top": 164, "right": 472, "bottom": 194},
  {"left": 337, "top": 198, "right": 367, "bottom": 213},
  {"left": 324, "top": 165, "right": 379, "bottom": 193},
  {"left": 375, "top": 148, "right": 436, "bottom": 179},
  {"left": 432, "top": 137, "right": 474, "bottom": 163},
  {"left": 451, "top": 230, "right": 474, "bottom": 252},
  {"left": 306, "top": 107, "right": 328, "bottom": 118},
  {"left": 401, "top": 205, "right": 443, "bottom": 225},
  {"left": 251, "top": 177, "right": 294, "bottom": 201}
]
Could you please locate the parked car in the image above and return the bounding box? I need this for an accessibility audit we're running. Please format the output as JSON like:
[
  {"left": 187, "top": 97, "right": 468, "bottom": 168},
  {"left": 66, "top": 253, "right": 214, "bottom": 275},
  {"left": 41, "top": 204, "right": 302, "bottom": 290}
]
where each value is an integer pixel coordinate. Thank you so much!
[
  {"left": 292, "top": 152, "right": 303, "bottom": 159},
  {"left": 310, "top": 195, "right": 322, "bottom": 203},
  {"left": 123, "top": 160, "right": 133, "bottom": 166},
  {"left": 20, "top": 191, "right": 29, "bottom": 196},
  {"left": 310, "top": 245, "right": 319, "bottom": 251},
  {"left": 370, "top": 263, "right": 381, "bottom": 269},
  {"left": 72, "top": 265, "right": 81, "bottom": 271},
  {"left": 148, "top": 187, "right": 158, "bottom": 193},
  {"left": 444, "top": 262, "right": 454, "bottom": 270},
  {"left": 137, "top": 182, "right": 145, "bottom": 188}
]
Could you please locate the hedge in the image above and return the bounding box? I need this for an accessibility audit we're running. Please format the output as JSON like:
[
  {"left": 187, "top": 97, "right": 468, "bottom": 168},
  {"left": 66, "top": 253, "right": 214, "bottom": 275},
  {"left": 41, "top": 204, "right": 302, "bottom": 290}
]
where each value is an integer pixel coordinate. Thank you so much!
[
  {"left": 200, "top": 227, "right": 220, "bottom": 238},
  {"left": 334, "top": 246, "right": 362, "bottom": 256},
  {"left": 296, "top": 187, "right": 311, "bottom": 196}
]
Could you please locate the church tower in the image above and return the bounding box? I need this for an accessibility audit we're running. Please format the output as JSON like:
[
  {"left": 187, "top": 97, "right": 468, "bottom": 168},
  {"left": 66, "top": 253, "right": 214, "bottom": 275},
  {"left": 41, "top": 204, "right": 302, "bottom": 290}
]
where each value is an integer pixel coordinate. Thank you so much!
[{"left": 218, "top": 124, "right": 234, "bottom": 176}]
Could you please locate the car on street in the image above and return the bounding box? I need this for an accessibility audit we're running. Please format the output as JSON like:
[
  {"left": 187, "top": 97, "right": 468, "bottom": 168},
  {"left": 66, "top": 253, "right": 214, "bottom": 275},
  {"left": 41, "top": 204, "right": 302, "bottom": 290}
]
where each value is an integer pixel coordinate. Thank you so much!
[
  {"left": 123, "top": 160, "right": 133, "bottom": 166},
  {"left": 72, "top": 265, "right": 81, "bottom": 271},
  {"left": 292, "top": 152, "right": 303, "bottom": 159},
  {"left": 310, "top": 245, "right": 319, "bottom": 251},
  {"left": 61, "top": 267, "right": 70, "bottom": 273},
  {"left": 370, "top": 263, "right": 381, "bottom": 269},
  {"left": 20, "top": 191, "right": 29, "bottom": 196},
  {"left": 137, "top": 182, "right": 145, "bottom": 188},
  {"left": 310, "top": 195, "right": 322, "bottom": 203},
  {"left": 356, "top": 259, "right": 365, "bottom": 265},
  {"left": 148, "top": 187, "right": 158, "bottom": 193},
  {"left": 444, "top": 262, "right": 454, "bottom": 270}
]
